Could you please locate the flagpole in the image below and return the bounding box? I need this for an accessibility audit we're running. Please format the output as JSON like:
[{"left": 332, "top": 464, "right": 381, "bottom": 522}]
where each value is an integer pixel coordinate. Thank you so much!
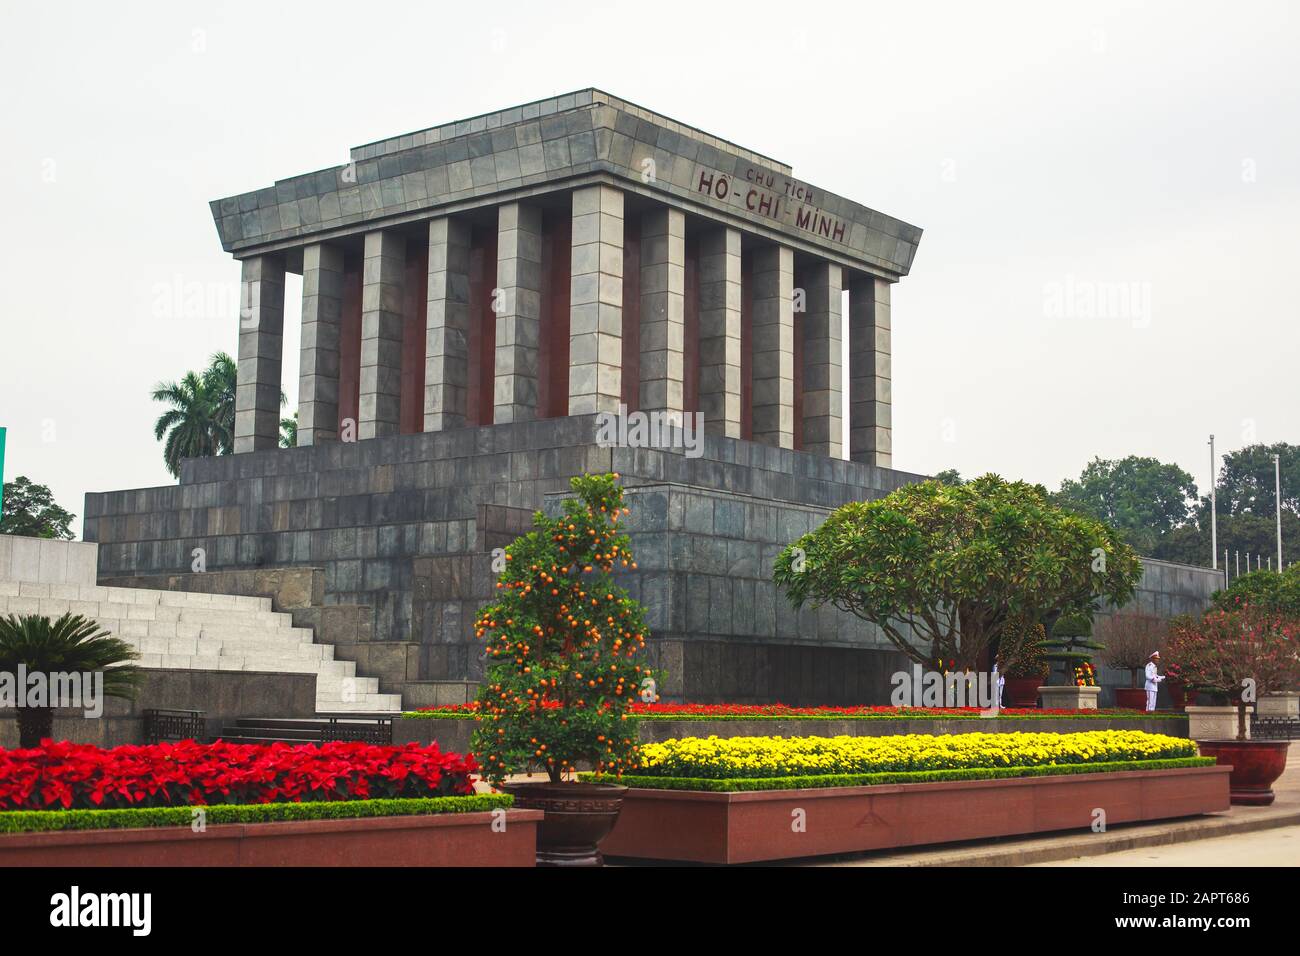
[
  {"left": 1276, "top": 453, "right": 1284, "bottom": 571},
  {"left": 1209, "top": 435, "right": 1218, "bottom": 570}
]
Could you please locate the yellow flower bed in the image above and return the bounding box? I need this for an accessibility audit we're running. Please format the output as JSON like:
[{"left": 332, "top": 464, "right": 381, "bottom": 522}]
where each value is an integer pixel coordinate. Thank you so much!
[{"left": 637, "top": 731, "right": 1196, "bottom": 779}]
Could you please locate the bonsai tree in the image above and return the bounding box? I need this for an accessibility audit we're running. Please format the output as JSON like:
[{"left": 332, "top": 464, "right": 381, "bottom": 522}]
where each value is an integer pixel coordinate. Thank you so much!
[
  {"left": 1043, "top": 610, "right": 1105, "bottom": 685},
  {"left": 1098, "top": 611, "right": 1168, "bottom": 688},
  {"left": 0, "top": 613, "right": 144, "bottom": 748},
  {"left": 470, "top": 473, "right": 659, "bottom": 786},
  {"left": 1166, "top": 607, "right": 1300, "bottom": 739},
  {"left": 773, "top": 475, "right": 1143, "bottom": 669}
]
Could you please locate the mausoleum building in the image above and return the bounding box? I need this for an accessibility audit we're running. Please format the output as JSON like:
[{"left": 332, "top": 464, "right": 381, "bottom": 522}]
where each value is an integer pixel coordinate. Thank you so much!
[{"left": 81, "top": 92, "right": 1219, "bottom": 710}]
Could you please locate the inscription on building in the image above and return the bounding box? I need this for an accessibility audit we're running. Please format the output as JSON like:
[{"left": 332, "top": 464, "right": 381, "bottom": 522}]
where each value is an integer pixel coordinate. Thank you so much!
[{"left": 695, "top": 164, "right": 847, "bottom": 244}]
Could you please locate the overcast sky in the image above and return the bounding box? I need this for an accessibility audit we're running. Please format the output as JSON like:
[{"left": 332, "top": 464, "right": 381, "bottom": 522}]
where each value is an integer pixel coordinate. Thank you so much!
[{"left": 1, "top": 0, "right": 1296, "bottom": 538}]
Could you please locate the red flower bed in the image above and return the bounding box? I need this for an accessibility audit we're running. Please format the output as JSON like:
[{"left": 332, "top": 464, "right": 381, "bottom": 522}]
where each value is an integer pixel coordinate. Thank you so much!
[
  {"left": 0, "top": 740, "right": 478, "bottom": 811},
  {"left": 414, "top": 702, "right": 1145, "bottom": 718}
]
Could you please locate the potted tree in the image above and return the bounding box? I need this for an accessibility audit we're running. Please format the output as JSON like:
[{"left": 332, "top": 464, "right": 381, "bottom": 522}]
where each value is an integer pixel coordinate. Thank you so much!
[
  {"left": 1166, "top": 606, "right": 1299, "bottom": 805},
  {"left": 1098, "top": 611, "right": 1168, "bottom": 710},
  {"left": 0, "top": 613, "right": 143, "bottom": 747},
  {"left": 999, "top": 613, "right": 1049, "bottom": 707},
  {"left": 470, "top": 473, "right": 660, "bottom": 866},
  {"left": 1039, "top": 610, "right": 1105, "bottom": 709}
]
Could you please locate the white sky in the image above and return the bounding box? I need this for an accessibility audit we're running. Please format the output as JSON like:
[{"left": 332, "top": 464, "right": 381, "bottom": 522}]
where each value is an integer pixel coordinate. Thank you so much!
[{"left": 1, "top": 0, "right": 1296, "bottom": 538}]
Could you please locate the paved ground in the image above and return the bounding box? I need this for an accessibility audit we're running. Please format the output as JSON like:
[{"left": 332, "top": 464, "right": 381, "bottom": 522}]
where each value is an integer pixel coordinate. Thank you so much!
[
  {"left": 1031, "top": 824, "right": 1300, "bottom": 866},
  {"left": 808, "top": 744, "right": 1299, "bottom": 867}
]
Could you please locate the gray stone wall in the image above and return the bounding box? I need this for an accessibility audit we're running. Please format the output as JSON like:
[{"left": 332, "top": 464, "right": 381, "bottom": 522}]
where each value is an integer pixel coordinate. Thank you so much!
[
  {"left": 84, "top": 420, "right": 1219, "bottom": 706},
  {"left": 0, "top": 668, "right": 316, "bottom": 749}
]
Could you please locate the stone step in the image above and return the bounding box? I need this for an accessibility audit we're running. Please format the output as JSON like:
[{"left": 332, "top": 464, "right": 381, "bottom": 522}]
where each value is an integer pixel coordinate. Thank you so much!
[
  {"left": 0, "top": 595, "right": 293, "bottom": 629},
  {"left": 1, "top": 573, "right": 403, "bottom": 716},
  {"left": 126, "top": 636, "right": 334, "bottom": 661},
  {"left": 319, "top": 694, "right": 402, "bottom": 712},
  {"left": 1, "top": 580, "right": 273, "bottom": 611}
]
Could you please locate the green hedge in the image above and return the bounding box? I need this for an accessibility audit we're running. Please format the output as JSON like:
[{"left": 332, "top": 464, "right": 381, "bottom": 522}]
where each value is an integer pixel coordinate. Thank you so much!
[
  {"left": 0, "top": 794, "right": 513, "bottom": 835},
  {"left": 578, "top": 757, "right": 1214, "bottom": 792},
  {"left": 401, "top": 710, "right": 1184, "bottom": 721}
]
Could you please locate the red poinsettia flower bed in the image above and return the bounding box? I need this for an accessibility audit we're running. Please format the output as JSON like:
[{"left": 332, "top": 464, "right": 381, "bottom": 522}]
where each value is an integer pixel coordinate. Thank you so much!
[
  {"left": 412, "top": 701, "right": 1143, "bottom": 718},
  {"left": 0, "top": 739, "right": 478, "bottom": 811}
]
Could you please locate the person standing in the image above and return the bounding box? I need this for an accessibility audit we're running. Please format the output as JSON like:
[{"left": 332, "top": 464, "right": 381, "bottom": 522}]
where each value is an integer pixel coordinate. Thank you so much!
[{"left": 1144, "top": 651, "right": 1165, "bottom": 712}]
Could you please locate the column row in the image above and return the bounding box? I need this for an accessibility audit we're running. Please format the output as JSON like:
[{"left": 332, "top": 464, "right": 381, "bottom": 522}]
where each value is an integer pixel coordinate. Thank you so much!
[{"left": 233, "top": 194, "right": 891, "bottom": 466}]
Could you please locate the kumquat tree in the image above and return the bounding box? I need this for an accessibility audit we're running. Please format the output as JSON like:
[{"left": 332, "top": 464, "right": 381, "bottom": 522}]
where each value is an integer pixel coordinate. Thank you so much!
[{"left": 470, "top": 473, "right": 661, "bottom": 787}]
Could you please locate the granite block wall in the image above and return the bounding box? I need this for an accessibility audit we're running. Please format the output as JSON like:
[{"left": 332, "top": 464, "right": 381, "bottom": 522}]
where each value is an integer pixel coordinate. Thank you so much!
[{"left": 83, "top": 418, "right": 1220, "bottom": 705}]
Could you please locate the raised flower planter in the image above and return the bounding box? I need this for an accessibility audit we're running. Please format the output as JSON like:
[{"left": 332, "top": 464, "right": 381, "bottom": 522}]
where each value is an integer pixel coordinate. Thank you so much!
[
  {"left": 1038, "top": 685, "right": 1101, "bottom": 710},
  {"left": 1257, "top": 692, "right": 1299, "bottom": 718},
  {"left": 590, "top": 729, "right": 1223, "bottom": 863},
  {"left": 1186, "top": 705, "right": 1247, "bottom": 741},
  {"left": 0, "top": 805, "right": 542, "bottom": 866},
  {"left": 598, "top": 765, "right": 1229, "bottom": 864}
]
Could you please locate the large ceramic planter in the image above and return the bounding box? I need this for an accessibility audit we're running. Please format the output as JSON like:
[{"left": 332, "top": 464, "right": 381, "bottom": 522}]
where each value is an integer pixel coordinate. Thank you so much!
[
  {"left": 1114, "top": 687, "right": 1148, "bottom": 711},
  {"left": 1196, "top": 740, "right": 1290, "bottom": 806},
  {"left": 1168, "top": 682, "right": 1194, "bottom": 710},
  {"left": 0, "top": 809, "right": 543, "bottom": 867},
  {"left": 1186, "top": 705, "right": 1248, "bottom": 741},
  {"left": 502, "top": 781, "right": 627, "bottom": 867},
  {"left": 598, "top": 765, "right": 1230, "bottom": 864},
  {"left": 1038, "top": 685, "right": 1101, "bottom": 710},
  {"left": 1257, "top": 693, "right": 1300, "bottom": 718},
  {"left": 1004, "top": 676, "right": 1042, "bottom": 708}
]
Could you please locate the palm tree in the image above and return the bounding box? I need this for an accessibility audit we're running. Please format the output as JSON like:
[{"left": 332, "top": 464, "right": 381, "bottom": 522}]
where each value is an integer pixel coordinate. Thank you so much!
[
  {"left": 0, "top": 614, "right": 144, "bottom": 748},
  {"left": 203, "top": 351, "right": 238, "bottom": 454},
  {"left": 153, "top": 351, "right": 287, "bottom": 476},
  {"left": 280, "top": 410, "right": 298, "bottom": 448},
  {"left": 151, "top": 370, "right": 223, "bottom": 478}
]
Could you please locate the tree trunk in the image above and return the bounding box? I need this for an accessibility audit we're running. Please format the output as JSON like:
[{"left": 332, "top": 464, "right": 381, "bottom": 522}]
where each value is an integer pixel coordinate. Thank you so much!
[
  {"left": 16, "top": 707, "right": 54, "bottom": 749},
  {"left": 1237, "top": 702, "right": 1248, "bottom": 741}
]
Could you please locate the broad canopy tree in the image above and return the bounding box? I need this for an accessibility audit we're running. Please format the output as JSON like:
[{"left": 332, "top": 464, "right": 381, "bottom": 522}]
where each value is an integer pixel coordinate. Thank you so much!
[{"left": 774, "top": 475, "right": 1144, "bottom": 670}]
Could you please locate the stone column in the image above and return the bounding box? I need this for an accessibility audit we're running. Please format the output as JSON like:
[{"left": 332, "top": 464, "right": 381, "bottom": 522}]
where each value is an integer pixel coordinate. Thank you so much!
[
  {"left": 849, "top": 275, "right": 892, "bottom": 467},
  {"left": 569, "top": 184, "right": 623, "bottom": 416},
  {"left": 801, "top": 261, "right": 843, "bottom": 458},
  {"left": 750, "top": 244, "right": 794, "bottom": 449},
  {"left": 424, "top": 216, "right": 473, "bottom": 431},
  {"left": 697, "top": 226, "right": 742, "bottom": 438},
  {"left": 358, "top": 230, "right": 406, "bottom": 440},
  {"left": 638, "top": 207, "right": 685, "bottom": 417},
  {"left": 494, "top": 202, "right": 543, "bottom": 423},
  {"left": 297, "top": 243, "right": 345, "bottom": 445},
  {"left": 234, "top": 254, "right": 285, "bottom": 453}
]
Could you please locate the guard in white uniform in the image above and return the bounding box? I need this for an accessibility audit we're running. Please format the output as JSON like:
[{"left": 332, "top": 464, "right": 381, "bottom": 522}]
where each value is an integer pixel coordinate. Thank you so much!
[{"left": 1144, "top": 651, "right": 1164, "bottom": 712}]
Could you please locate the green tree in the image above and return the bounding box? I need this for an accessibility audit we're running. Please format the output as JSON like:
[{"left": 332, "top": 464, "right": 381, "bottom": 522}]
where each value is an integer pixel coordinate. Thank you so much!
[
  {"left": 0, "top": 477, "right": 75, "bottom": 540},
  {"left": 0, "top": 613, "right": 144, "bottom": 747},
  {"left": 470, "top": 474, "right": 659, "bottom": 786},
  {"left": 280, "top": 410, "right": 298, "bottom": 449},
  {"left": 151, "top": 370, "right": 225, "bottom": 478},
  {"left": 1152, "top": 511, "right": 1300, "bottom": 569},
  {"left": 1054, "top": 456, "right": 1198, "bottom": 556},
  {"left": 1212, "top": 442, "right": 1300, "bottom": 519},
  {"left": 932, "top": 469, "right": 963, "bottom": 486},
  {"left": 1212, "top": 564, "right": 1300, "bottom": 617},
  {"left": 774, "top": 475, "right": 1144, "bottom": 669},
  {"left": 204, "top": 351, "right": 238, "bottom": 455},
  {"left": 151, "top": 352, "right": 286, "bottom": 476}
]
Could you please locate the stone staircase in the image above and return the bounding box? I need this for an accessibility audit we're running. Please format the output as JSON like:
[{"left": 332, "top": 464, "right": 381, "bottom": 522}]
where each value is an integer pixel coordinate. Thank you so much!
[{"left": 0, "top": 537, "right": 400, "bottom": 713}]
